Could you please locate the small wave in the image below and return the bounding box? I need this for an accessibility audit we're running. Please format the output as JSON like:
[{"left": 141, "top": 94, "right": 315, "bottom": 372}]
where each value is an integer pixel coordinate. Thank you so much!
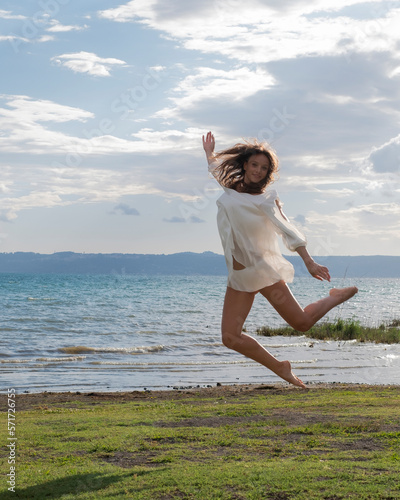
[
  {"left": 266, "top": 342, "right": 314, "bottom": 348},
  {"left": 90, "top": 359, "right": 254, "bottom": 367},
  {"left": 379, "top": 353, "right": 400, "bottom": 360},
  {"left": 1, "top": 356, "right": 86, "bottom": 364},
  {"left": 1, "top": 359, "right": 29, "bottom": 364},
  {"left": 158, "top": 310, "right": 204, "bottom": 314},
  {"left": 179, "top": 330, "right": 204, "bottom": 334},
  {"left": 192, "top": 342, "right": 223, "bottom": 348},
  {"left": 81, "top": 316, "right": 109, "bottom": 322},
  {"left": 293, "top": 359, "right": 317, "bottom": 364},
  {"left": 36, "top": 356, "right": 86, "bottom": 362},
  {"left": 58, "top": 345, "right": 164, "bottom": 355},
  {"left": 27, "top": 297, "right": 57, "bottom": 301}
]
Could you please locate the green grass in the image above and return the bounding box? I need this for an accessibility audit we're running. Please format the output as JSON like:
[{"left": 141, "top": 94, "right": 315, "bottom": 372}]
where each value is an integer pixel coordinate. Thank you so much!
[
  {"left": 1, "top": 385, "right": 400, "bottom": 499},
  {"left": 256, "top": 318, "right": 400, "bottom": 343}
]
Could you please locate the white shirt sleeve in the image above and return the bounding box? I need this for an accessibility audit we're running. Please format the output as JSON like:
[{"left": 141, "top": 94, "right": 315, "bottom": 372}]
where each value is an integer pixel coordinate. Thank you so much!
[
  {"left": 208, "top": 160, "right": 221, "bottom": 181},
  {"left": 259, "top": 191, "right": 307, "bottom": 252}
]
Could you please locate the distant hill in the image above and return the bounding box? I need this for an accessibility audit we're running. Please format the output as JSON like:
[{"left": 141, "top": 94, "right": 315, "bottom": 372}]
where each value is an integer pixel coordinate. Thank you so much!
[{"left": 0, "top": 252, "right": 399, "bottom": 277}]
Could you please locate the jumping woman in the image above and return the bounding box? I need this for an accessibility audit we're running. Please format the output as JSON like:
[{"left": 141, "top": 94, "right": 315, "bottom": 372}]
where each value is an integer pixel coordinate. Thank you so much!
[{"left": 202, "top": 131, "right": 358, "bottom": 388}]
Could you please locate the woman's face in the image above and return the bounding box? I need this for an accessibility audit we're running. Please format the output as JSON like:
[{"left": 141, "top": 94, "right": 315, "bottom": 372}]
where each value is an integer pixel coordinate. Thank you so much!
[{"left": 243, "top": 154, "right": 270, "bottom": 184}]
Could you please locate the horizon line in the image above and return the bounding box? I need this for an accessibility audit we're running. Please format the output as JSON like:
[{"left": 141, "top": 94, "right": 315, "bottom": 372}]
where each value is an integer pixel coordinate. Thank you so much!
[{"left": 1, "top": 251, "right": 400, "bottom": 258}]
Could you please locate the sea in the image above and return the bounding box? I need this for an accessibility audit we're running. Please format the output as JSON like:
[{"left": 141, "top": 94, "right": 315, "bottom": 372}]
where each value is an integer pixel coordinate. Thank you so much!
[{"left": 0, "top": 274, "right": 399, "bottom": 393}]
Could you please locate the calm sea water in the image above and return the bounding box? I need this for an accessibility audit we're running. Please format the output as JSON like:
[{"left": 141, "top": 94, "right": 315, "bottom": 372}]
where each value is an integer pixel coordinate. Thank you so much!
[{"left": 0, "top": 274, "right": 399, "bottom": 393}]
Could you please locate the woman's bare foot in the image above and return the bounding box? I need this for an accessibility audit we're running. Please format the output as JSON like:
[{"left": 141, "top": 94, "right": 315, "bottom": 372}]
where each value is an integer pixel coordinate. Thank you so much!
[
  {"left": 329, "top": 286, "right": 358, "bottom": 305},
  {"left": 276, "top": 360, "right": 307, "bottom": 389}
]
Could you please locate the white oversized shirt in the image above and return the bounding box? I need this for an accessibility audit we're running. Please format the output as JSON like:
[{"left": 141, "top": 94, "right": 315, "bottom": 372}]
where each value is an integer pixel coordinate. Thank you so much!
[{"left": 209, "top": 161, "right": 307, "bottom": 292}]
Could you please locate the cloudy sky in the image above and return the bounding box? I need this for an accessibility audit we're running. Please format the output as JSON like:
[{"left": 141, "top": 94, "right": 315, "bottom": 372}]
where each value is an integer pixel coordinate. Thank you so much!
[{"left": 1, "top": 0, "right": 399, "bottom": 257}]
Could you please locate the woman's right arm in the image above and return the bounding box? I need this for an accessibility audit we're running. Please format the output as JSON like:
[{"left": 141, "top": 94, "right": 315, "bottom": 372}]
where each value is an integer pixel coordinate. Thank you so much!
[
  {"left": 296, "top": 246, "right": 331, "bottom": 282},
  {"left": 202, "top": 131, "right": 216, "bottom": 164},
  {"left": 264, "top": 197, "right": 330, "bottom": 281}
]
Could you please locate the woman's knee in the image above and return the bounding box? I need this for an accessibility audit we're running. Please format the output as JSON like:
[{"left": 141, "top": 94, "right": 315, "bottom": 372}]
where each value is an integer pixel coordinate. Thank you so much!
[
  {"left": 288, "top": 317, "right": 311, "bottom": 333},
  {"left": 221, "top": 330, "right": 241, "bottom": 350}
]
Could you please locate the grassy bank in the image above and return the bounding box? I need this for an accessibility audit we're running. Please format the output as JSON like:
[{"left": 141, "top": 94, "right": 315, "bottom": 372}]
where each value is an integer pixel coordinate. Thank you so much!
[
  {"left": 1, "top": 384, "right": 400, "bottom": 499},
  {"left": 256, "top": 318, "right": 400, "bottom": 344}
]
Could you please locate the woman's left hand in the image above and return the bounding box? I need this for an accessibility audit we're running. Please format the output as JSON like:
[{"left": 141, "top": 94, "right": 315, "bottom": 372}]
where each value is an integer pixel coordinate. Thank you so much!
[
  {"left": 305, "top": 261, "right": 331, "bottom": 282},
  {"left": 202, "top": 131, "right": 215, "bottom": 161}
]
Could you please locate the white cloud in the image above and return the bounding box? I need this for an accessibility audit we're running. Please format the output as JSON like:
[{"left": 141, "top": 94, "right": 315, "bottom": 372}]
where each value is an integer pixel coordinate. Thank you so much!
[
  {"left": 46, "top": 20, "right": 88, "bottom": 33},
  {"left": 128, "top": 127, "right": 205, "bottom": 153},
  {"left": 0, "top": 9, "right": 27, "bottom": 20},
  {"left": 0, "top": 164, "right": 160, "bottom": 221},
  {"left": 0, "top": 34, "right": 54, "bottom": 46},
  {"left": 46, "top": 167, "right": 158, "bottom": 201},
  {"left": 51, "top": 51, "right": 127, "bottom": 77},
  {"left": 0, "top": 96, "right": 208, "bottom": 220},
  {"left": 98, "top": 0, "right": 158, "bottom": 23},
  {"left": 306, "top": 202, "right": 400, "bottom": 239},
  {"left": 0, "top": 182, "right": 11, "bottom": 194},
  {"left": 1, "top": 34, "right": 63, "bottom": 57},
  {"left": 0, "top": 94, "right": 208, "bottom": 157},
  {"left": 0, "top": 211, "right": 16, "bottom": 222},
  {"left": 150, "top": 65, "right": 166, "bottom": 72},
  {"left": 156, "top": 66, "right": 275, "bottom": 120},
  {"left": 54, "top": 127, "right": 205, "bottom": 157},
  {"left": 0, "top": 35, "right": 29, "bottom": 43},
  {"left": 286, "top": 175, "right": 363, "bottom": 188},
  {"left": 0, "top": 95, "right": 93, "bottom": 125},
  {"left": 37, "top": 35, "right": 55, "bottom": 43},
  {"left": 98, "top": 0, "right": 387, "bottom": 25},
  {"left": 98, "top": 1, "right": 400, "bottom": 63},
  {"left": 314, "top": 187, "right": 355, "bottom": 197},
  {"left": 270, "top": 0, "right": 386, "bottom": 14},
  {"left": 1, "top": 191, "right": 63, "bottom": 219},
  {"left": 95, "top": 1, "right": 400, "bottom": 170},
  {"left": 0, "top": 95, "right": 94, "bottom": 154},
  {"left": 369, "top": 134, "right": 400, "bottom": 173}
]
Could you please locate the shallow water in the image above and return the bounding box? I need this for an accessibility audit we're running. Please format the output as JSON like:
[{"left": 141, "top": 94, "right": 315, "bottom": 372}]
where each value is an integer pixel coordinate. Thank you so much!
[{"left": 0, "top": 274, "right": 399, "bottom": 392}]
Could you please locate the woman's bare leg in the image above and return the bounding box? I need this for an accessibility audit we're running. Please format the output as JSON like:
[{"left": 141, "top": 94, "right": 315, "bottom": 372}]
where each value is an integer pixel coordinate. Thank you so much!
[
  {"left": 259, "top": 281, "right": 358, "bottom": 333},
  {"left": 221, "top": 287, "right": 306, "bottom": 388}
]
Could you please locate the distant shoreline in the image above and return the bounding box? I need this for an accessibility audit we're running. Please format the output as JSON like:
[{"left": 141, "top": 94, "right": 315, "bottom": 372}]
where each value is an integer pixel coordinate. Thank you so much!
[{"left": 1, "top": 252, "right": 400, "bottom": 277}]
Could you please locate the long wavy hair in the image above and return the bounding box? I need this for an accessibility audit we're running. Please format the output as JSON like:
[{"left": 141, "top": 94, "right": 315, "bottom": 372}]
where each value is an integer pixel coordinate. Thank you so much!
[{"left": 212, "top": 139, "right": 279, "bottom": 194}]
